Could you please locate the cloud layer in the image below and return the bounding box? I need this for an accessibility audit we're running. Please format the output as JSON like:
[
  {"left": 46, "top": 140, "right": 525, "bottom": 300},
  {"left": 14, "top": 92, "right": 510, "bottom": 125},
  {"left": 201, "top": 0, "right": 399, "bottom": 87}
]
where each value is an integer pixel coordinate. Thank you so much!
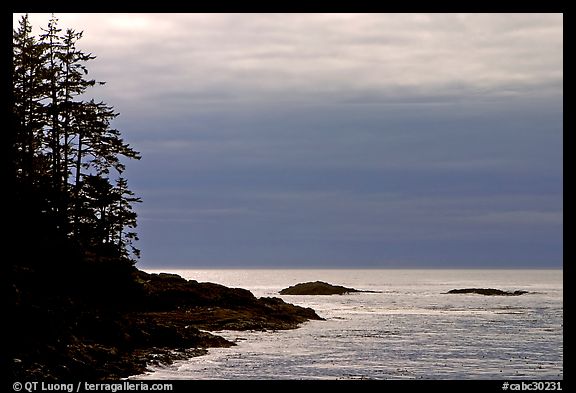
[{"left": 14, "top": 13, "right": 563, "bottom": 267}]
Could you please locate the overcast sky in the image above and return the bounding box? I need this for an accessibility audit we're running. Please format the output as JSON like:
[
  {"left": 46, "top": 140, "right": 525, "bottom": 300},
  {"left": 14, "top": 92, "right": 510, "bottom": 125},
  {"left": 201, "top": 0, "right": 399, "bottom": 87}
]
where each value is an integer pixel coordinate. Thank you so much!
[{"left": 14, "top": 13, "right": 563, "bottom": 268}]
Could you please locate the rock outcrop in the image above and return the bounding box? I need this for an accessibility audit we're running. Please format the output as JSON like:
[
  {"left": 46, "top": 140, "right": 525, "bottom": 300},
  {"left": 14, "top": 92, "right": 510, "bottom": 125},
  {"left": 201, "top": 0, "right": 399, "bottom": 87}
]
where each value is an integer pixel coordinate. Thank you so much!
[
  {"left": 135, "top": 270, "right": 323, "bottom": 331},
  {"left": 446, "top": 288, "right": 529, "bottom": 296},
  {"left": 279, "top": 281, "right": 380, "bottom": 295}
]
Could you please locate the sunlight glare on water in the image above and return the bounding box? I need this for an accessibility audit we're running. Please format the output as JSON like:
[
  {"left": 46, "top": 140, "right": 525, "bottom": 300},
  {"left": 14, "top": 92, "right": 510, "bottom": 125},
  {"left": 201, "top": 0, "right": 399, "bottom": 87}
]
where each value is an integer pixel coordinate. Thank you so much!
[{"left": 133, "top": 269, "right": 562, "bottom": 380}]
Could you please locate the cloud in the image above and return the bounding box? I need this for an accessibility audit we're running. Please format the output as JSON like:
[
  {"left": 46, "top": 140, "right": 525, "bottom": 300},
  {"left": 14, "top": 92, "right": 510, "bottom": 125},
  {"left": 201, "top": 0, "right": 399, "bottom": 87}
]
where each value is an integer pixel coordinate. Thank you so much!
[
  {"left": 13, "top": 13, "right": 563, "bottom": 267},
  {"left": 465, "top": 210, "right": 563, "bottom": 226},
  {"left": 15, "top": 13, "right": 562, "bottom": 111}
]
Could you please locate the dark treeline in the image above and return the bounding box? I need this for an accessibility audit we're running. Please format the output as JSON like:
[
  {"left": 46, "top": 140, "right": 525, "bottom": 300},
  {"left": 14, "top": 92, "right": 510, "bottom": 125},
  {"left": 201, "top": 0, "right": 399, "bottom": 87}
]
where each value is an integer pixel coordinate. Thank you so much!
[
  {"left": 11, "top": 14, "right": 141, "bottom": 268},
  {"left": 8, "top": 15, "right": 147, "bottom": 378}
]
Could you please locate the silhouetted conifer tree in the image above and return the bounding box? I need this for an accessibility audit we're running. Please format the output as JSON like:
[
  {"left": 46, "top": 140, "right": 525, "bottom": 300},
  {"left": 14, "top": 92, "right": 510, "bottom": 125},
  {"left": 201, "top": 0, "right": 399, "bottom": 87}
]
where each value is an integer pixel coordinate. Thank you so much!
[{"left": 12, "top": 14, "right": 142, "bottom": 264}]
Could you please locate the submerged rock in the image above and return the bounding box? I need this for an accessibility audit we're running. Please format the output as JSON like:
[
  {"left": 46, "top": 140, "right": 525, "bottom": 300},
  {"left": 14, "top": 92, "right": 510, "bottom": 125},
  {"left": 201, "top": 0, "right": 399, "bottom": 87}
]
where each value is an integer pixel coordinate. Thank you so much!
[
  {"left": 446, "top": 288, "right": 529, "bottom": 296},
  {"left": 279, "top": 281, "right": 380, "bottom": 295}
]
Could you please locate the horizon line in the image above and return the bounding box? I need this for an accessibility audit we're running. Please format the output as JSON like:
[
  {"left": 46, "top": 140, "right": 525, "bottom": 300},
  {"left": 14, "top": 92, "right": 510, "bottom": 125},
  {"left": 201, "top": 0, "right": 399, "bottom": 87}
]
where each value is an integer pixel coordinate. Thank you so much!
[{"left": 138, "top": 265, "right": 563, "bottom": 270}]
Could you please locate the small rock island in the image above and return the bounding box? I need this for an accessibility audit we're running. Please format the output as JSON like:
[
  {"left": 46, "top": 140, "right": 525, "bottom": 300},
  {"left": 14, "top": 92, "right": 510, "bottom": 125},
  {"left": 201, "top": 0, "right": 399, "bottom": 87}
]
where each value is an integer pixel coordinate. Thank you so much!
[
  {"left": 446, "top": 288, "right": 529, "bottom": 296},
  {"left": 279, "top": 281, "right": 381, "bottom": 295}
]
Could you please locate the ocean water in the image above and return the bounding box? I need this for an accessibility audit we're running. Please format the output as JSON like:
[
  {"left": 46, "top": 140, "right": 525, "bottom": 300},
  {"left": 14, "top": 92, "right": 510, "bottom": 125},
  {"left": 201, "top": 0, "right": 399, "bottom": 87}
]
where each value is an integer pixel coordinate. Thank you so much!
[{"left": 134, "top": 269, "right": 563, "bottom": 380}]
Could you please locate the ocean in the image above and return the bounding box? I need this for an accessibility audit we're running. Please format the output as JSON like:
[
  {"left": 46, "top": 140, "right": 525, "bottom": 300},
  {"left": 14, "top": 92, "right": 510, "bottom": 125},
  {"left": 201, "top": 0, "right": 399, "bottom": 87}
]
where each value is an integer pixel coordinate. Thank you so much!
[{"left": 133, "top": 269, "right": 563, "bottom": 380}]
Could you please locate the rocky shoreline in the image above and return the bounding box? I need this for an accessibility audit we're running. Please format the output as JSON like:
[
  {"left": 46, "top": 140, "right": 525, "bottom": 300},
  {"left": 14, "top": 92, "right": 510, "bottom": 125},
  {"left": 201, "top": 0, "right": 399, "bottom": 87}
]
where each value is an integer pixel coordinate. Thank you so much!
[
  {"left": 9, "top": 267, "right": 323, "bottom": 380},
  {"left": 10, "top": 264, "right": 534, "bottom": 380}
]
